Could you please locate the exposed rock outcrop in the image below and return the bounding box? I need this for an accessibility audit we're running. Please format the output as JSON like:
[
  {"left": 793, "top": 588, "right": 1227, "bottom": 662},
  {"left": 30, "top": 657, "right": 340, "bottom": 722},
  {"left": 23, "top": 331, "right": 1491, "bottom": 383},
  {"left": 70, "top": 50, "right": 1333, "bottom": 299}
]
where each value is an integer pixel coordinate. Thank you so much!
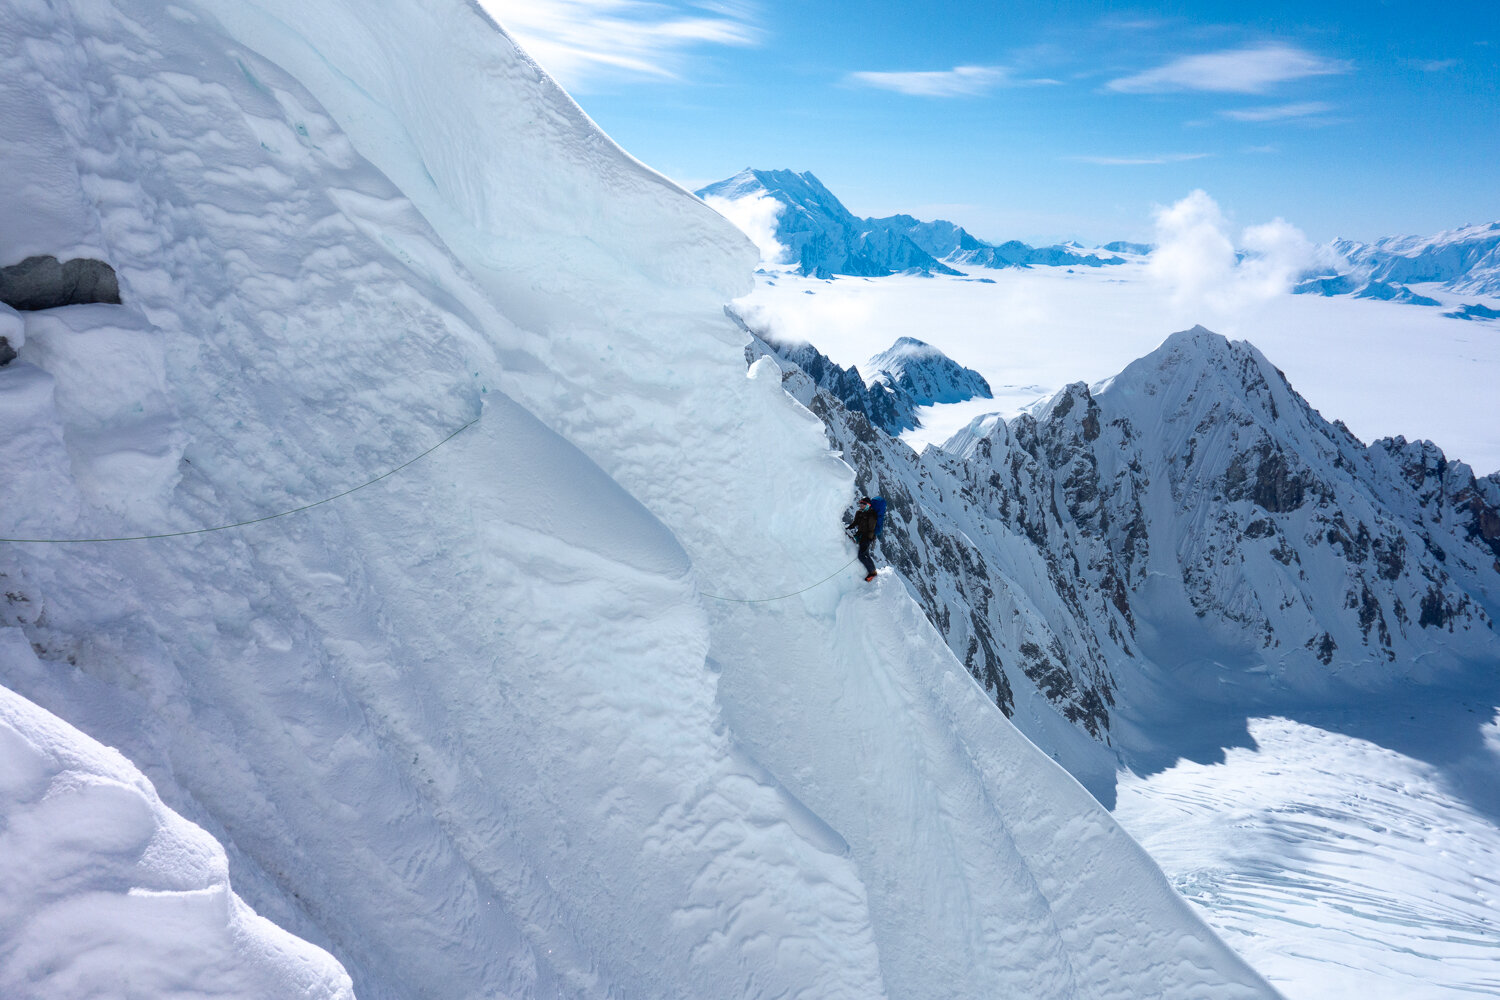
[{"left": 0, "top": 255, "right": 121, "bottom": 311}]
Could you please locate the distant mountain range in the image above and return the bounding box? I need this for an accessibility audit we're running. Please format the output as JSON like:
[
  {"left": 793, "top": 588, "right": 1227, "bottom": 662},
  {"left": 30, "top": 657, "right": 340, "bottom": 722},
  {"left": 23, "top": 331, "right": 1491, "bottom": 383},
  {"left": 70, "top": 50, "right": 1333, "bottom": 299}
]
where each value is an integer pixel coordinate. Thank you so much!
[
  {"left": 697, "top": 170, "right": 1500, "bottom": 317},
  {"left": 697, "top": 169, "right": 1132, "bottom": 279},
  {"left": 745, "top": 330, "right": 992, "bottom": 435},
  {"left": 1297, "top": 221, "right": 1500, "bottom": 316}
]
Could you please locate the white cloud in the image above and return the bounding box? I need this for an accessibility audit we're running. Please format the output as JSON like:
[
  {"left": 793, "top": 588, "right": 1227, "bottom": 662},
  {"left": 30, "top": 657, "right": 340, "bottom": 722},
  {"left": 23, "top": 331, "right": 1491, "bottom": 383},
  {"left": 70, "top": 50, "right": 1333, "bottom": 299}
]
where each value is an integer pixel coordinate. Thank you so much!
[
  {"left": 1219, "top": 101, "right": 1335, "bottom": 122},
  {"left": 701, "top": 191, "right": 788, "bottom": 264},
  {"left": 1108, "top": 44, "right": 1351, "bottom": 94},
  {"left": 845, "top": 65, "right": 1031, "bottom": 97},
  {"left": 1147, "top": 189, "right": 1339, "bottom": 316},
  {"left": 479, "top": 0, "right": 759, "bottom": 91},
  {"left": 1068, "top": 152, "right": 1211, "bottom": 166}
]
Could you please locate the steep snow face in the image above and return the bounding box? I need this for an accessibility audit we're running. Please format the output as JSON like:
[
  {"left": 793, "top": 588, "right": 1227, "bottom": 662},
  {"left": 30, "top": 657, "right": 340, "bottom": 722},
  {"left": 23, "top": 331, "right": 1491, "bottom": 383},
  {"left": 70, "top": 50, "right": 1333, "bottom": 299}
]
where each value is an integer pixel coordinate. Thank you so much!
[
  {"left": 0, "top": 633, "right": 354, "bottom": 1000},
  {"left": 0, "top": 3, "right": 1280, "bottom": 1000},
  {"left": 866, "top": 336, "right": 993, "bottom": 406}
]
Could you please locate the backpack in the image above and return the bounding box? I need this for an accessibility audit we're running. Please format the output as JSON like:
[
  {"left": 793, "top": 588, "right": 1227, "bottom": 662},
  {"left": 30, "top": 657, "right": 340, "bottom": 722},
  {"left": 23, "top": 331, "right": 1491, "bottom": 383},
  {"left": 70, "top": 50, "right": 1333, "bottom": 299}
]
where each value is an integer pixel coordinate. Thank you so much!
[{"left": 870, "top": 496, "right": 887, "bottom": 536}]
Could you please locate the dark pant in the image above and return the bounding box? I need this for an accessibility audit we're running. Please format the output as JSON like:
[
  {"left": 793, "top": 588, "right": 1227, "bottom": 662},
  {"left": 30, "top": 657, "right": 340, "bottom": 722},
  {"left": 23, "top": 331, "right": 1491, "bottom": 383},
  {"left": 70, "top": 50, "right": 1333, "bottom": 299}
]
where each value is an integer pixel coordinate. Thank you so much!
[{"left": 857, "top": 540, "right": 876, "bottom": 577}]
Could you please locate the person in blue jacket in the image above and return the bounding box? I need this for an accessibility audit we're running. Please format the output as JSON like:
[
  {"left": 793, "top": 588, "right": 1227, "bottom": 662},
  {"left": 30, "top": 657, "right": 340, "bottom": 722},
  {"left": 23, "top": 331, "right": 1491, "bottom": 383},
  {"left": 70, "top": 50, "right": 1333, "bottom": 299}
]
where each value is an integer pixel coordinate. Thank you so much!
[{"left": 846, "top": 496, "right": 884, "bottom": 582}]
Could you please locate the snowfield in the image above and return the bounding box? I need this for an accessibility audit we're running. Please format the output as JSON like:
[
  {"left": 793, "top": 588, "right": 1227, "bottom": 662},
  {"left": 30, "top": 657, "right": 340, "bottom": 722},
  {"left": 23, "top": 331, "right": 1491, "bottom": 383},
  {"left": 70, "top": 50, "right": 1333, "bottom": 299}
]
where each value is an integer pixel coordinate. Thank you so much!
[
  {"left": 0, "top": 1, "right": 1284, "bottom": 999},
  {"left": 1115, "top": 711, "right": 1500, "bottom": 1000}
]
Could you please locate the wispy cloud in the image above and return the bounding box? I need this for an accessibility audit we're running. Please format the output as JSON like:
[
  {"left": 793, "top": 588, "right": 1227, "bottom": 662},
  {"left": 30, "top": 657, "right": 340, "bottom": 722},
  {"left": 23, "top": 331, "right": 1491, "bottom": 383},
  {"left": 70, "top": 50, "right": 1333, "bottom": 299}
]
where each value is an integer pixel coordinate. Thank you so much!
[
  {"left": 1414, "top": 58, "right": 1459, "bottom": 72},
  {"left": 1107, "top": 44, "right": 1351, "bottom": 94},
  {"left": 479, "top": 0, "right": 760, "bottom": 90},
  {"left": 845, "top": 65, "right": 1053, "bottom": 97},
  {"left": 1067, "top": 153, "right": 1211, "bottom": 166},
  {"left": 1219, "top": 101, "right": 1335, "bottom": 122}
]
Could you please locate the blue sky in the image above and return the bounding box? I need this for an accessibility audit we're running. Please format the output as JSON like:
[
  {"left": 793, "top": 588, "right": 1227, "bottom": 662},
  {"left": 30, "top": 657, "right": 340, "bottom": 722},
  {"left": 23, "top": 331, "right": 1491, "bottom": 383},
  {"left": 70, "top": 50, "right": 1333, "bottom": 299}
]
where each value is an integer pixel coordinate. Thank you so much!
[{"left": 480, "top": 1, "right": 1499, "bottom": 245}]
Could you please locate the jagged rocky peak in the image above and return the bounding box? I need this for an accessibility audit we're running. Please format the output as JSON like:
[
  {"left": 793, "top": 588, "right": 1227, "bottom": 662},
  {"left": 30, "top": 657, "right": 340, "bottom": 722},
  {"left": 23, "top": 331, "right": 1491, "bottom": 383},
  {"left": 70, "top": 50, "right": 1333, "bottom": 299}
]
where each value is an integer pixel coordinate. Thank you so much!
[
  {"left": 1371, "top": 435, "right": 1500, "bottom": 573},
  {"left": 745, "top": 329, "right": 921, "bottom": 434},
  {"left": 758, "top": 317, "right": 1499, "bottom": 801},
  {"left": 865, "top": 336, "right": 993, "bottom": 406},
  {"left": 1097, "top": 326, "right": 1347, "bottom": 478}
]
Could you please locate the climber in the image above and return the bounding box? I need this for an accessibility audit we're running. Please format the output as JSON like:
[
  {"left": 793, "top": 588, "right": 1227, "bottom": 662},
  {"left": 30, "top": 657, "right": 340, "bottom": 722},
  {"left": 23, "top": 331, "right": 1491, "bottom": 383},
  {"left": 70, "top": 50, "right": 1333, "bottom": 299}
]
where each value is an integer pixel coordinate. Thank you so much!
[{"left": 846, "top": 495, "right": 886, "bottom": 582}]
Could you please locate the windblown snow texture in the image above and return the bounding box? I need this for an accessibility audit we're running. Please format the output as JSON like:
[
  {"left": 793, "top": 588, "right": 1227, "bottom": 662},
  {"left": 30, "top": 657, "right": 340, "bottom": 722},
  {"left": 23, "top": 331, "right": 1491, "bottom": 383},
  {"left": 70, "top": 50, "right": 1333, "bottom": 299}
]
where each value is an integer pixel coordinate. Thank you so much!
[
  {"left": 0, "top": 641, "right": 355, "bottom": 1000},
  {"left": 697, "top": 169, "right": 1123, "bottom": 277},
  {"left": 0, "top": 2, "right": 1279, "bottom": 1000}
]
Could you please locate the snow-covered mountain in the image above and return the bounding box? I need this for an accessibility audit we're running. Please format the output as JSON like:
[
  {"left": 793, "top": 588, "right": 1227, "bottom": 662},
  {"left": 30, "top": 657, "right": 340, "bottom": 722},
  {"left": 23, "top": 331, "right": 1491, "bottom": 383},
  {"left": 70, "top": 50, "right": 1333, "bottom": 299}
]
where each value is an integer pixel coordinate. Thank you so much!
[
  {"left": 697, "top": 169, "right": 962, "bottom": 277},
  {"left": 1339, "top": 221, "right": 1500, "bottom": 295},
  {"left": 697, "top": 168, "right": 1126, "bottom": 277},
  {"left": 0, "top": 1, "right": 1284, "bottom": 998},
  {"left": 749, "top": 324, "right": 1500, "bottom": 797},
  {"left": 753, "top": 329, "right": 991, "bottom": 434},
  {"left": 866, "top": 336, "right": 993, "bottom": 406},
  {"left": 1296, "top": 221, "right": 1500, "bottom": 310}
]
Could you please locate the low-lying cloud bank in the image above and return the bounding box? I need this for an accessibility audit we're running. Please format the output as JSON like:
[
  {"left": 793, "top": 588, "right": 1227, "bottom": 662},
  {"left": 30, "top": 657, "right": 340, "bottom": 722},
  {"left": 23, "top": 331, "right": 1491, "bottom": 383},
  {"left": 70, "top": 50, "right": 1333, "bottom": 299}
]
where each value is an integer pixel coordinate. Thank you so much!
[{"left": 1148, "top": 189, "right": 1339, "bottom": 314}]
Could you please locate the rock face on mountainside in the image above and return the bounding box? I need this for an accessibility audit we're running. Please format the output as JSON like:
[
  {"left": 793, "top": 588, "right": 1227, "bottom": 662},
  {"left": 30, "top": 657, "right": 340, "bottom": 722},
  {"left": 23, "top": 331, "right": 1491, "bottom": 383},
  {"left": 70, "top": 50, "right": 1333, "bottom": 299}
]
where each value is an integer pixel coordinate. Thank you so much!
[
  {"left": 749, "top": 325, "right": 1500, "bottom": 776},
  {"left": 698, "top": 169, "right": 1126, "bottom": 278},
  {"left": 750, "top": 329, "right": 991, "bottom": 434},
  {"left": 865, "top": 337, "right": 993, "bottom": 407},
  {"left": 0, "top": 255, "right": 120, "bottom": 311}
]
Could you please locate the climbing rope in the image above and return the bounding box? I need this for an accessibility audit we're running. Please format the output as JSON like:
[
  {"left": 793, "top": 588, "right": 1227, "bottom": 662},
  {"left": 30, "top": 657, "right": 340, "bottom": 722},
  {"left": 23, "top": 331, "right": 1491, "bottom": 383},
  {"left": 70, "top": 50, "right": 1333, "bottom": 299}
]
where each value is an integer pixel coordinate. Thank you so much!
[
  {"left": 0, "top": 415, "right": 481, "bottom": 544},
  {"left": 698, "top": 556, "right": 860, "bottom": 604},
  {"left": 4, "top": 410, "right": 868, "bottom": 606}
]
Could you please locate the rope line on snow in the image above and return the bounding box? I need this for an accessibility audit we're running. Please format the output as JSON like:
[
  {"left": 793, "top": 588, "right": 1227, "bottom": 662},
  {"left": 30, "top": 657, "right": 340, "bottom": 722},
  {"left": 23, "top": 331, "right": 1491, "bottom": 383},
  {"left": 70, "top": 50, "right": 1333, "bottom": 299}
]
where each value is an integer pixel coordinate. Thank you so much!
[
  {"left": 698, "top": 557, "right": 860, "bottom": 604},
  {"left": 0, "top": 416, "right": 481, "bottom": 544}
]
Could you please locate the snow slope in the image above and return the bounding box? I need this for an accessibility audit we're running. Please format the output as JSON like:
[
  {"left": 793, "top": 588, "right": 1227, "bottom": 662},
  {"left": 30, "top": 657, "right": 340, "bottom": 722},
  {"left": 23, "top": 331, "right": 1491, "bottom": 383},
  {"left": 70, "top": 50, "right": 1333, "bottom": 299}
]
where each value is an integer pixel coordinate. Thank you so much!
[
  {"left": 0, "top": 636, "right": 355, "bottom": 1000},
  {"left": 0, "top": 1, "right": 1280, "bottom": 998},
  {"left": 1116, "top": 710, "right": 1500, "bottom": 1000}
]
